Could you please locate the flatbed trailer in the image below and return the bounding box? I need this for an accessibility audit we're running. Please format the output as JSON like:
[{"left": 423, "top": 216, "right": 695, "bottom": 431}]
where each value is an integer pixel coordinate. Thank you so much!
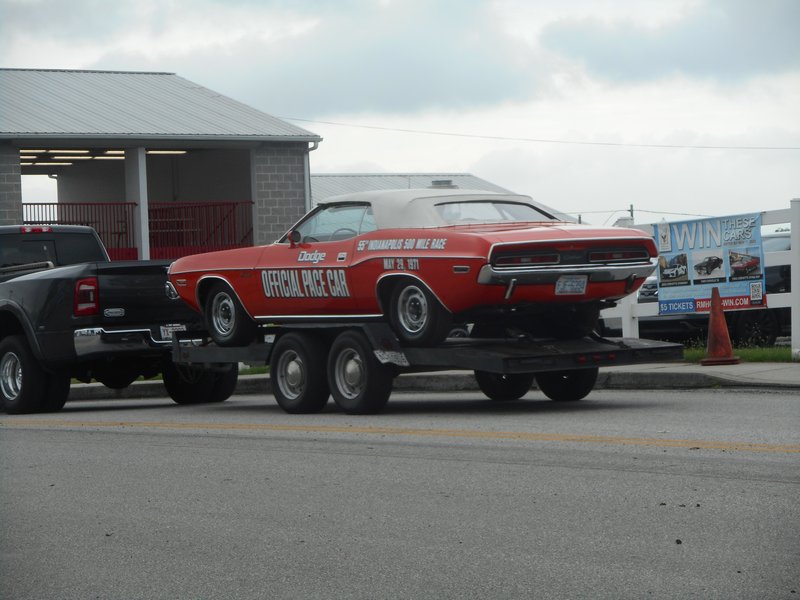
[{"left": 172, "top": 323, "right": 683, "bottom": 414}]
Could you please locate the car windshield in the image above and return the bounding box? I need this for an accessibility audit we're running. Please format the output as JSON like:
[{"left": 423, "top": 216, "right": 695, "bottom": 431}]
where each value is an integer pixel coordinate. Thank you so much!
[
  {"left": 433, "top": 201, "right": 553, "bottom": 225},
  {"left": 288, "top": 203, "right": 376, "bottom": 242}
]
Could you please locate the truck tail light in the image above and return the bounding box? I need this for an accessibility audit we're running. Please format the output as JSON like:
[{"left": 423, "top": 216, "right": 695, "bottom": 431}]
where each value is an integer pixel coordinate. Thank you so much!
[
  {"left": 20, "top": 226, "right": 52, "bottom": 233},
  {"left": 74, "top": 278, "right": 99, "bottom": 316}
]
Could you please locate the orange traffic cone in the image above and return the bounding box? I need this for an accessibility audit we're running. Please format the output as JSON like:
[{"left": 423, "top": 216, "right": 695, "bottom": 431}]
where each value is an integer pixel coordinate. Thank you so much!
[{"left": 701, "top": 287, "right": 740, "bottom": 366}]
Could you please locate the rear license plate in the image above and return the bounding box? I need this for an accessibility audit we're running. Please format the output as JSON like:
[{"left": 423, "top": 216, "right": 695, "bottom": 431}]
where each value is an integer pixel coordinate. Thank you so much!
[
  {"left": 159, "top": 323, "right": 186, "bottom": 340},
  {"left": 555, "top": 275, "right": 588, "bottom": 295}
]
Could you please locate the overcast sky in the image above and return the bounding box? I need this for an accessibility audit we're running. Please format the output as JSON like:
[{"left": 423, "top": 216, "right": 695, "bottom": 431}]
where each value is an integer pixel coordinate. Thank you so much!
[{"left": 2, "top": 0, "right": 799, "bottom": 225}]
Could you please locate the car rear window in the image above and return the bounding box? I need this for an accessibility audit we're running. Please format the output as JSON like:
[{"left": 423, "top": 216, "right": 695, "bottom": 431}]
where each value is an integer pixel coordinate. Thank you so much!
[{"left": 434, "top": 201, "right": 555, "bottom": 225}]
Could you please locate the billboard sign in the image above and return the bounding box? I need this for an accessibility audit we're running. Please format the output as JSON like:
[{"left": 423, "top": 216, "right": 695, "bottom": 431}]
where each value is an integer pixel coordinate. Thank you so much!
[{"left": 653, "top": 214, "right": 766, "bottom": 315}]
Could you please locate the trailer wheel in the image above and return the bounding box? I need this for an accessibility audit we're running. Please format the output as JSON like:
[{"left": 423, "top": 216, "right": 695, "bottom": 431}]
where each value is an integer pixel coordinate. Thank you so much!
[
  {"left": 204, "top": 282, "right": 256, "bottom": 347},
  {"left": 327, "top": 330, "right": 393, "bottom": 414},
  {"left": 163, "top": 361, "right": 238, "bottom": 404},
  {"left": 733, "top": 310, "right": 780, "bottom": 347},
  {"left": 474, "top": 371, "right": 534, "bottom": 401},
  {"left": 389, "top": 281, "right": 451, "bottom": 346},
  {"left": 270, "top": 333, "right": 329, "bottom": 413},
  {"left": 535, "top": 368, "right": 598, "bottom": 402}
]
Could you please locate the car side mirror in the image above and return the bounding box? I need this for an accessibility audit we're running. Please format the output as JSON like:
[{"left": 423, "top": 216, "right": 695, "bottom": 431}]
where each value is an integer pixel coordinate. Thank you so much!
[{"left": 288, "top": 229, "right": 301, "bottom": 248}]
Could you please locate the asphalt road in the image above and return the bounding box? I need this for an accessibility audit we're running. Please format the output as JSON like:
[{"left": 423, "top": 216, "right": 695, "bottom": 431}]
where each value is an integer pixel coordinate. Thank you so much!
[{"left": 2, "top": 389, "right": 798, "bottom": 600}]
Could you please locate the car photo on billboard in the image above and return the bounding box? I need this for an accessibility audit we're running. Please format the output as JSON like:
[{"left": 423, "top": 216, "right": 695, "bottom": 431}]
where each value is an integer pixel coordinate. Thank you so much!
[
  {"left": 692, "top": 254, "right": 723, "bottom": 278},
  {"left": 659, "top": 253, "right": 688, "bottom": 284}
]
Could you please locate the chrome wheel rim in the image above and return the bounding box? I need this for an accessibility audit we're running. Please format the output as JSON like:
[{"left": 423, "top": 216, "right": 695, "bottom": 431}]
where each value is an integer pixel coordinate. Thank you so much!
[
  {"left": 0, "top": 351, "right": 22, "bottom": 401},
  {"left": 334, "top": 348, "right": 364, "bottom": 400},
  {"left": 276, "top": 350, "right": 304, "bottom": 400},
  {"left": 397, "top": 286, "right": 428, "bottom": 334},
  {"left": 211, "top": 292, "right": 236, "bottom": 337}
]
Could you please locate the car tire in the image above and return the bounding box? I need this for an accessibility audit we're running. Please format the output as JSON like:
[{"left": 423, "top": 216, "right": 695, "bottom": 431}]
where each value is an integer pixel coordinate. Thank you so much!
[
  {"left": 535, "top": 367, "right": 598, "bottom": 402},
  {"left": 0, "top": 335, "right": 50, "bottom": 414},
  {"left": 162, "top": 360, "right": 238, "bottom": 404},
  {"left": 388, "top": 281, "right": 452, "bottom": 346},
  {"left": 327, "top": 330, "right": 393, "bottom": 414},
  {"left": 270, "top": 333, "right": 330, "bottom": 414},
  {"left": 474, "top": 371, "right": 534, "bottom": 401},
  {"left": 204, "top": 282, "right": 256, "bottom": 347}
]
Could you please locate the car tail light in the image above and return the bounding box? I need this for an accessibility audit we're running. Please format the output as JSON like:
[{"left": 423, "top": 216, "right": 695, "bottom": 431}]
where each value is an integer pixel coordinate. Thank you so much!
[
  {"left": 74, "top": 278, "right": 99, "bottom": 316},
  {"left": 494, "top": 253, "right": 560, "bottom": 268},
  {"left": 20, "top": 226, "right": 52, "bottom": 233},
  {"left": 588, "top": 248, "right": 650, "bottom": 263}
]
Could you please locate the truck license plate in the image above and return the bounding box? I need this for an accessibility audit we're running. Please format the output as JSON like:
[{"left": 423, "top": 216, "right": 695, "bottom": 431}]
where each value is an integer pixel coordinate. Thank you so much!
[
  {"left": 555, "top": 275, "right": 588, "bottom": 295},
  {"left": 160, "top": 323, "right": 187, "bottom": 340}
]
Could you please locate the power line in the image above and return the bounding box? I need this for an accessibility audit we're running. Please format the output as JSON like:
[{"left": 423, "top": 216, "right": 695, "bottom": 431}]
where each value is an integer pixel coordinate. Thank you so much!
[{"left": 282, "top": 117, "right": 800, "bottom": 151}]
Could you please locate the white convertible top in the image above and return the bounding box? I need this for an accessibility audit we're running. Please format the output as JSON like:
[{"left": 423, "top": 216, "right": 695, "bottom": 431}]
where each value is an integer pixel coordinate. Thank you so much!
[{"left": 318, "top": 188, "right": 559, "bottom": 228}]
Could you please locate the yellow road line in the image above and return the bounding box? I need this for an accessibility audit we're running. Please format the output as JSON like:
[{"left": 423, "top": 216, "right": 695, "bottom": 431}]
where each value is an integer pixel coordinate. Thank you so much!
[{"left": 2, "top": 418, "right": 799, "bottom": 454}]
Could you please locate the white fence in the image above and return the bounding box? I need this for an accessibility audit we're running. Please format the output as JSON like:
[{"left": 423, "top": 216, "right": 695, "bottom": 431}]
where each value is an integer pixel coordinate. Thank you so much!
[{"left": 601, "top": 198, "right": 799, "bottom": 360}]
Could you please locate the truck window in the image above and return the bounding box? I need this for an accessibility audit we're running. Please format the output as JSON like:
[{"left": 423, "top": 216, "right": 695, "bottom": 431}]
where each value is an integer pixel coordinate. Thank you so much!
[{"left": 0, "top": 233, "right": 106, "bottom": 267}]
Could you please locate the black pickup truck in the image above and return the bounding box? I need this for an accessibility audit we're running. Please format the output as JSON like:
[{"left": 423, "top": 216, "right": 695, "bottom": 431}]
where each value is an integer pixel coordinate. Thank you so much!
[{"left": 0, "top": 225, "right": 237, "bottom": 414}]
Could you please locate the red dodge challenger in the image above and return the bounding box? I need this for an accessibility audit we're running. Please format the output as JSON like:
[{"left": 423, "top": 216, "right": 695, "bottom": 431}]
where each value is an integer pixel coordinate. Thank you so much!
[{"left": 167, "top": 189, "right": 658, "bottom": 347}]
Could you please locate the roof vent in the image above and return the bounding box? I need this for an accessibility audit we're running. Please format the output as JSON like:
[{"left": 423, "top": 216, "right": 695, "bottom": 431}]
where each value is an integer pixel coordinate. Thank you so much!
[{"left": 429, "top": 179, "right": 458, "bottom": 189}]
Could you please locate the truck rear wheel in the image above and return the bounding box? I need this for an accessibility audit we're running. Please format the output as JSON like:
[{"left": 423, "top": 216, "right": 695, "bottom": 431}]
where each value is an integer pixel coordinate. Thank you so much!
[
  {"left": 327, "top": 330, "right": 393, "bottom": 414},
  {"left": 1, "top": 335, "right": 49, "bottom": 414},
  {"left": 535, "top": 367, "right": 598, "bottom": 402},
  {"left": 270, "top": 333, "right": 329, "bottom": 414},
  {"left": 162, "top": 361, "right": 238, "bottom": 404},
  {"left": 474, "top": 371, "right": 534, "bottom": 401}
]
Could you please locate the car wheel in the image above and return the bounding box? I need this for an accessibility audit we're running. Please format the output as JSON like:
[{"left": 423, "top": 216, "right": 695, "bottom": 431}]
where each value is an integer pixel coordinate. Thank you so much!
[
  {"left": 204, "top": 282, "right": 256, "bottom": 346},
  {"left": 327, "top": 330, "right": 393, "bottom": 414},
  {"left": 535, "top": 368, "right": 598, "bottom": 402},
  {"left": 733, "top": 310, "right": 780, "bottom": 347},
  {"left": 0, "top": 335, "right": 49, "bottom": 414},
  {"left": 270, "top": 333, "right": 329, "bottom": 414},
  {"left": 474, "top": 371, "right": 534, "bottom": 401},
  {"left": 162, "top": 360, "right": 238, "bottom": 404},
  {"left": 389, "top": 281, "right": 452, "bottom": 346}
]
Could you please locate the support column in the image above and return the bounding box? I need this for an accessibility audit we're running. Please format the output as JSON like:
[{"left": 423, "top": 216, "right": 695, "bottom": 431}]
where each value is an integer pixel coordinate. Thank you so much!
[
  {"left": 791, "top": 198, "right": 800, "bottom": 361},
  {"left": 0, "top": 144, "right": 22, "bottom": 225},
  {"left": 250, "top": 143, "right": 308, "bottom": 246},
  {"left": 125, "top": 147, "right": 149, "bottom": 259}
]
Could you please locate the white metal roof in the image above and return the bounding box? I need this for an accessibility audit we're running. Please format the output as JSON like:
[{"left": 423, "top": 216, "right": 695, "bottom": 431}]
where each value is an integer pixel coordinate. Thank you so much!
[{"left": 0, "top": 68, "right": 320, "bottom": 143}]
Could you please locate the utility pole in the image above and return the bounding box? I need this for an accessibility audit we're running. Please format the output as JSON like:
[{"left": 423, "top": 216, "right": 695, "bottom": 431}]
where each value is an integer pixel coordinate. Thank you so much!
[{"left": 629, "top": 204, "right": 634, "bottom": 221}]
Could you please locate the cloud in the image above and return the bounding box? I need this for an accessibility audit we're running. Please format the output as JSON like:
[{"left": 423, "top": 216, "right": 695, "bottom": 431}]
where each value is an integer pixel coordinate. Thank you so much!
[
  {"left": 540, "top": 0, "right": 800, "bottom": 82},
  {"left": 0, "top": 0, "right": 542, "bottom": 117}
]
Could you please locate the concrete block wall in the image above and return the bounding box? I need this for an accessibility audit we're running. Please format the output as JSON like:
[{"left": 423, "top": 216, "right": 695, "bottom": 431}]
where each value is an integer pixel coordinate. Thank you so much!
[
  {"left": 251, "top": 143, "right": 308, "bottom": 245},
  {"left": 0, "top": 144, "right": 22, "bottom": 225}
]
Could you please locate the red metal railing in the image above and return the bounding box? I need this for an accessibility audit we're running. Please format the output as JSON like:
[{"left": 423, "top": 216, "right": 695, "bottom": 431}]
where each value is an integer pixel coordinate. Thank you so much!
[
  {"left": 23, "top": 202, "right": 138, "bottom": 260},
  {"left": 22, "top": 201, "right": 253, "bottom": 260},
  {"left": 148, "top": 202, "right": 253, "bottom": 259}
]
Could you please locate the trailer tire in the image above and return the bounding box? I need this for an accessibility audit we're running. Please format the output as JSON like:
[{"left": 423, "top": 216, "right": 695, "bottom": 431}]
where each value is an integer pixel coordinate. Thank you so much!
[
  {"left": 536, "top": 368, "right": 598, "bottom": 402},
  {"left": 389, "top": 281, "right": 452, "bottom": 346},
  {"left": 474, "top": 371, "right": 534, "bottom": 401},
  {"left": 733, "top": 310, "right": 780, "bottom": 347},
  {"left": 270, "top": 333, "right": 330, "bottom": 414},
  {"left": 328, "top": 330, "right": 393, "bottom": 414},
  {"left": 163, "top": 361, "right": 238, "bottom": 404},
  {"left": 204, "top": 282, "right": 256, "bottom": 347},
  {"left": 0, "top": 335, "right": 50, "bottom": 414}
]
